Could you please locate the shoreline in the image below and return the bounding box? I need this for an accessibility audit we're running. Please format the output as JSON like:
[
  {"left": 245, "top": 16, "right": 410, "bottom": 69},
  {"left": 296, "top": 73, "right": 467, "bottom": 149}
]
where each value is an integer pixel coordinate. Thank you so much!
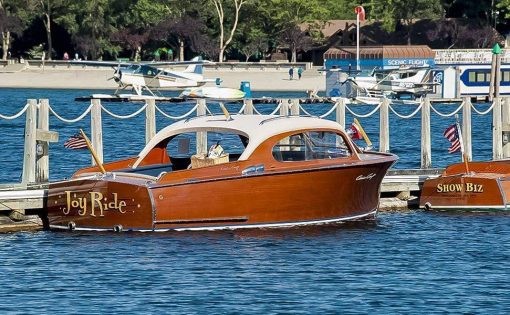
[{"left": 0, "top": 68, "right": 326, "bottom": 92}]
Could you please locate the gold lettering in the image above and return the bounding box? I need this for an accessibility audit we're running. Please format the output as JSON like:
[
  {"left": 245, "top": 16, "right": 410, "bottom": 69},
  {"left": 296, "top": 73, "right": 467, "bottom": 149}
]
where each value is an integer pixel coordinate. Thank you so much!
[
  {"left": 108, "top": 193, "right": 118, "bottom": 210},
  {"left": 477, "top": 184, "right": 484, "bottom": 193},
  {"left": 64, "top": 191, "right": 72, "bottom": 215},
  {"left": 455, "top": 184, "right": 463, "bottom": 192},
  {"left": 437, "top": 184, "right": 443, "bottom": 193},
  {"left": 466, "top": 182, "right": 474, "bottom": 192},
  {"left": 78, "top": 197, "right": 87, "bottom": 216},
  {"left": 71, "top": 199, "right": 79, "bottom": 208},
  {"left": 118, "top": 200, "right": 127, "bottom": 214},
  {"left": 90, "top": 192, "right": 104, "bottom": 217}
]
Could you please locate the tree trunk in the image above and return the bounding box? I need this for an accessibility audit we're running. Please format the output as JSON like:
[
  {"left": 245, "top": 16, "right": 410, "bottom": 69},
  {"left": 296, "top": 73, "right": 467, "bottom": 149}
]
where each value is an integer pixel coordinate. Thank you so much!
[
  {"left": 245, "top": 54, "right": 249, "bottom": 62},
  {"left": 178, "top": 38, "right": 184, "bottom": 61},
  {"left": 44, "top": 13, "right": 52, "bottom": 60},
  {"left": 291, "top": 49, "right": 297, "bottom": 63},
  {"left": 219, "top": 48, "right": 224, "bottom": 62},
  {"left": 1, "top": 31, "right": 10, "bottom": 61}
]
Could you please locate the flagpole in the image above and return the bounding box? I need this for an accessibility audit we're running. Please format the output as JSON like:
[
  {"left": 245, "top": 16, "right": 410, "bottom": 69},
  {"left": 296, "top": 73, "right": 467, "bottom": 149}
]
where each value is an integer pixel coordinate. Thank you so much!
[
  {"left": 455, "top": 114, "right": 470, "bottom": 174},
  {"left": 80, "top": 129, "right": 106, "bottom": 174},
  {"left": 356, "top": 12, "right": 360, "bottom": 71}
]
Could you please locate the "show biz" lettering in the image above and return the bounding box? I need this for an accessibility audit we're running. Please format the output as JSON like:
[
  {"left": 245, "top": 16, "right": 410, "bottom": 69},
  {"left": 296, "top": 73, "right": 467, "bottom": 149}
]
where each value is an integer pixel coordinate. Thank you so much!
[{"left": 436, "top": 183, "right": 484, "bottom": 193}]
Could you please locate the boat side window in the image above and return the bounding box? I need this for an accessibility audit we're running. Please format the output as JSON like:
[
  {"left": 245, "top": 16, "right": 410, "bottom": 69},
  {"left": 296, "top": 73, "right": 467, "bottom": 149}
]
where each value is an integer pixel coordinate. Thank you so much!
[
  {"left": 468, "top": 71, "right": 476, "bottom": 82},
  {"left": 272, "top": 131, "right": 351, "bottom": 162}
]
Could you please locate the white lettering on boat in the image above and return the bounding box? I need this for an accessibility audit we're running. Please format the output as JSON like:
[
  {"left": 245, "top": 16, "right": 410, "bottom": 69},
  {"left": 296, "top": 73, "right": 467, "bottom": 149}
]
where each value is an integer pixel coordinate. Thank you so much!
[{"left": 356, "top": 173, "right": 376, "bottom": 181}]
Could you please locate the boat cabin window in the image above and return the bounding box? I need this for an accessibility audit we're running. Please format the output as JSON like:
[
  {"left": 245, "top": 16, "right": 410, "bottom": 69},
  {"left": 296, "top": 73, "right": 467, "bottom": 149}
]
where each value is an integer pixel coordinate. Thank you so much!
[
  {"left": 165, "top": 131, "right": 248, "bottom": 170},
  {"left": 272, "top": 131, "right": 351, "bottom": 162}
]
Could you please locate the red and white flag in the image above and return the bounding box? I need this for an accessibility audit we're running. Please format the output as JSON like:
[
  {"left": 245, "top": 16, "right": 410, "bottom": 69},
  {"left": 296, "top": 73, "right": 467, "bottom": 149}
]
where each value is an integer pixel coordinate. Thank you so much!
[
  {"left": 347, "top": 122, "right": 363, "bottom": 140},
  {"left": 355, "top": 6, "right": 365, "bottom": 22},
  {"left": 63, "top": 132, "right": 87, "bottom": 150},
  {"left": 443, "top": 124, "right": 461, "bottom": 154}
]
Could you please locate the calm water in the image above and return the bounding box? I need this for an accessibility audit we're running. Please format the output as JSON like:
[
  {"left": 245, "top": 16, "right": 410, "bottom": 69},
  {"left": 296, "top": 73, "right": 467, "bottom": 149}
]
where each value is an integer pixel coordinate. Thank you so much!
[{"left": 0, "top": 88, "right": 508, "bottom": 313}]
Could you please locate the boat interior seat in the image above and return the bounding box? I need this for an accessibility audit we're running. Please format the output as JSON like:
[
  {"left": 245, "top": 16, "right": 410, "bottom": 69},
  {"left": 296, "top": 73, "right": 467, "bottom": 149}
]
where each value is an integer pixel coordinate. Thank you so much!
[{"left": 117, "top": 163, "right": 173, "bottom": 177}]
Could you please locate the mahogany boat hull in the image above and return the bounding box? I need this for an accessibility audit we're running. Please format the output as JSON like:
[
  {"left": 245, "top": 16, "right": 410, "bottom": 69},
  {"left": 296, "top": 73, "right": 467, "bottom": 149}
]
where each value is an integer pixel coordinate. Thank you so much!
[
  {"left": 420, "top": 161, "right": 510, "bottom": 211},
  {"left": 45, "top": 160, "right": 395, "bottom": 231}
]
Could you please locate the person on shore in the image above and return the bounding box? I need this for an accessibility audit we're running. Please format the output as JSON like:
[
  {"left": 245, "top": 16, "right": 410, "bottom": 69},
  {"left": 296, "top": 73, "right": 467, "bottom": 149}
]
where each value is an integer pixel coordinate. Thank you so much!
[
  {"left": 297, "top": 67, "right": 303, "bottom": 80},
  {"left": 63, "top": 52, "right": 69, "bottom": 60},
  {"left": 289, "top": 67, "right": 294, "bottom": 80}
]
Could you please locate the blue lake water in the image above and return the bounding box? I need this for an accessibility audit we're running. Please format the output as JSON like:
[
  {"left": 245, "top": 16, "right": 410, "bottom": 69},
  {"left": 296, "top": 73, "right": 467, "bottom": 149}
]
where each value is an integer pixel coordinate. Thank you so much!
[
  {"left": 0, "top": 88, "right": 494, "bottom": 182},
  {"left": 0, "top": 88, "right": 508, "bottom": 313}
]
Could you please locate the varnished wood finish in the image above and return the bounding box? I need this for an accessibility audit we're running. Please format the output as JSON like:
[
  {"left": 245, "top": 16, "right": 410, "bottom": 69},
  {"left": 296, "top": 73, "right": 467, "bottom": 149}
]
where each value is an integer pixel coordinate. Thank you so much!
[
  {"left": 420, "top": 161, "right": 510, "bottom": 210},
  {"left": 46, "top": 120, "right": 398, "bottom": 231}
]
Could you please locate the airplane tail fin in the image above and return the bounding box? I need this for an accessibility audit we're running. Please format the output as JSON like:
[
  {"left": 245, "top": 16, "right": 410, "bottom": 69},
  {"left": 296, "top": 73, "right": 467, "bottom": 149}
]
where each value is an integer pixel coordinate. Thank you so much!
[{"left": 184, "top": 56, "right": 203, "bottom": 75}]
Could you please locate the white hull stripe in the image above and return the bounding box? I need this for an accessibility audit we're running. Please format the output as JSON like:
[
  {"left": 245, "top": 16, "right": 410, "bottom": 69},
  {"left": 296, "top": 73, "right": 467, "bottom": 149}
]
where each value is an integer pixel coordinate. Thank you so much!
[{"left": 49, "top": 209, "right": 377, "bottom": 232}]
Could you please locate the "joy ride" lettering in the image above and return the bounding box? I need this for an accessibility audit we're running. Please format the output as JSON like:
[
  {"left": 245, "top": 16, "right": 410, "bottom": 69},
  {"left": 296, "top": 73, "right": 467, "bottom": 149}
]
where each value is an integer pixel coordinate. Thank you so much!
[
  {"left": 63, "top": 191, "right": 127, "bottom": 217},
  {"left": 436, "top": 183, "right": 484, "bottom": 193}
]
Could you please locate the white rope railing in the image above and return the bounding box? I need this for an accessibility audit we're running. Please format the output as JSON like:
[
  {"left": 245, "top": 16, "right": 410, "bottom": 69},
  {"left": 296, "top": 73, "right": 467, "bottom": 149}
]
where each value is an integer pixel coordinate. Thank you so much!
[
  {"left": 49, "top": 104, "right": 93, "bottom": 123},
  {"left": 0, "top": 103, "right": 30, "bottom": 120},
  {"left": 345, "top": 103, "right": 383, "bottom": 118},
  {"left": 155, "top": 103, "right": 199, "bottom": 120},
  {"left": 429, "top": 102, "right": 463, "bottom": 117},
  {"left": 252, "top": 105, "right": 262, "bottom": 115},
  {"left": 319, "top": 103, "right": 338, "bottom": 118},
  {"left": 388, "top": 103, "right": 423, "bottom": 119},
  {"left": 101, "top": 104, "right": 148, "bottom": 119},
  {"left": 205, "top": 105, "right": 213, "bottom": 115},
  {"left": 471, "top": 102, "right": 496, "bottom": 115},
  {"left": 237, "top": 103, "right": 247, "bottom": 114},
  {"left": 269, "top": 102, "right": 283, "bottom": 115}
]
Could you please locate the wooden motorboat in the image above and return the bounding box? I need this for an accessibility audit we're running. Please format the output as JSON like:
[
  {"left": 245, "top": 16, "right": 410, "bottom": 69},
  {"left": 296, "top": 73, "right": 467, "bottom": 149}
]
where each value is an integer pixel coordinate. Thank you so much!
[
  {"left": 420, "top": 160, "right": 510, "bottom": 211},
  {"left": 44, "top": 114, "right": 397, "bottom": 231}
]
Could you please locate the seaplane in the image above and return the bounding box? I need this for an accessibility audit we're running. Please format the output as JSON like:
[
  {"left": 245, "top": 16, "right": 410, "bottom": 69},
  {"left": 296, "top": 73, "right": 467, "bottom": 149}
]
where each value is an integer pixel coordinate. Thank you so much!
[
  {"left": 341, "top": 65, "right": 436, "bottom": 104},
  {"left": 75, "top": 57, "right": 218, "bottom": 96}
]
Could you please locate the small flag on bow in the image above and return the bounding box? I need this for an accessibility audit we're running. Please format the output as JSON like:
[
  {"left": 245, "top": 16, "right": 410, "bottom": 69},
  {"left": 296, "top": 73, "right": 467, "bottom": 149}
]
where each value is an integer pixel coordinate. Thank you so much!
[
  {"left": 347, "top": 122, "right": 363, "bottom": 140},
  {"left": 63, "top": 132, "right": 87, "bottom": 149},
  {"left": 443, "top": 124, "right": 461, "bottom": 154}
]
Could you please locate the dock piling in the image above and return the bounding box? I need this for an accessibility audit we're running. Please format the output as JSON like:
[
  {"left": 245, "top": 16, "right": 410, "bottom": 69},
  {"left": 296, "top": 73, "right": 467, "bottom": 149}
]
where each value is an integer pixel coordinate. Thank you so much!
[
  {"left": 243, "top": 99, "right": 254, "bottom": 115},
  {"left": 462, "top": 96, "right": 472, "bottom": 161},
  {"left": 36, "top": 99, "right": 49, "bottom": 183},
  {"left": 493, "top": 97, "right": 503, "bottom": 160},
  {"left": 145, "top": 99, "right": 156, "bottom": 144},
  {"left": 196, "top": 99, "right": 207, "bottom": 155},
  {"left": 21, "top": 99, "right": 37, "bottom": 184},
  {"left": 379, "top": 98, "right": 390, "bottom": 153},
  {"left": 336, "top": 98, "right": 346, "bottom": 128},
  {"left": 91, "top": 99, "right": 104, "bottom": 165},
  {"left": 421, "top": 97, "right": 432, "bottom": 168}
]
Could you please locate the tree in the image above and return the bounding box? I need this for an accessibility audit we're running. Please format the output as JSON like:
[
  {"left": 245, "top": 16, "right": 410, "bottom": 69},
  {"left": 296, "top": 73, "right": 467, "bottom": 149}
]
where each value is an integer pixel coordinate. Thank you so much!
[
  {"left": 111, "top": 29, "right": 148, "bottom": 61},
  {"left": 238, "top": 30, "right": 268, "bottom": 62},
  {"left": 210, "top": 0, "right": 249, "bottom": 62},
  {"left": 279, "top": 25, "right": 312, "bottom": 62},
  {"left": 153, "top": 15, "right": 210, "bottom": 61},
  {"left": 0, "top": 0, "right": 27, "bottom": 60}
]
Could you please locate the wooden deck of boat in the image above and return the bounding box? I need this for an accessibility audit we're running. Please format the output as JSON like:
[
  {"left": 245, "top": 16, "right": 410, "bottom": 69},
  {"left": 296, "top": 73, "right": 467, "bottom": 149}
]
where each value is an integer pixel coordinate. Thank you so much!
[{"left": 0, "top": 169, "right": 441, "bottom": 232}]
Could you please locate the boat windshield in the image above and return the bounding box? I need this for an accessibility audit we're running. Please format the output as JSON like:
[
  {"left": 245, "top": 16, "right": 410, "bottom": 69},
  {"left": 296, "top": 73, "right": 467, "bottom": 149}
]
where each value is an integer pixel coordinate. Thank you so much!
[{"left": 272, "top": 131, "right": 351, "bottom": 162}]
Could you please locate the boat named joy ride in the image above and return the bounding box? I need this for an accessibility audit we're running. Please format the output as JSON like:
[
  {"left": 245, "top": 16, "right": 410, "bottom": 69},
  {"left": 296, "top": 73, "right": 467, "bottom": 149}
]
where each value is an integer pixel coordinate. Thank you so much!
[{"left": 44, "top": 115, "right": 397, "bottom": 231}]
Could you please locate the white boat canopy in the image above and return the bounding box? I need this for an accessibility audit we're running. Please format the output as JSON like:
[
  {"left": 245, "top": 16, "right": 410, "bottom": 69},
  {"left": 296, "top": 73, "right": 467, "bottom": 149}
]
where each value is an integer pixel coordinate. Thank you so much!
[{"left": 133, "top": 114, "right": 345, "bottom": 168}]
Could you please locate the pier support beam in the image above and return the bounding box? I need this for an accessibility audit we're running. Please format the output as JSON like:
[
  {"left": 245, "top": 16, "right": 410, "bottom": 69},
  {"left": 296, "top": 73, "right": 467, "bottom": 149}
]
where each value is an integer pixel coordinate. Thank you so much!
[
  {"left": 421, "top": 98, "right": 432, "bottom": 169},
  {"left": 145, "top": 99, "right": 156, "bottom": 144},
  {"left": 91, "top": 99, "right": 103, "bottom": 165},
  {"left": 462, "top": 96, "right": 472, "bottom": 161},
  {"left": 493, "top": 97, "right": 503, "bottom": 160},
  {"left": 36, "top": 99, "right": 49, "bottom": 183},
  {"left": 336, "top": 98, "right": 346, "bottom": 128},
  {"left": 196, "top": 99, "right": 207, "bottom": 155},
  {"left": 280, "top": 99, "right": 290, "bottom": 116},
  {"left": 290, "top": 99, "right": 300, "bottom": 116},
  {"left": 22, "top": 99, "right": 37, "bottom": 184},
  {"left": 243, "top": 99, "right": 254, "bottom": 115},
  {"left": 379, "top": 98, "right": 390, "bottom": 153},
  {"left": 502, "top": 98, "right": 510, "bottom": 158}
]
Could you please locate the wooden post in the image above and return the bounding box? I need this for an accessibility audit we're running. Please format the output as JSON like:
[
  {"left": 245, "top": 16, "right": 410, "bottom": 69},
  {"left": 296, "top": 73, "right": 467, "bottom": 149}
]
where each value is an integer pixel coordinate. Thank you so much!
[
  {"left": 462, "top": 96, "right": 472, "bottom": 161},
  {"left": 503, "top": 98, "right": 510, "bottom": 158},
  {"left": 145, "top": 99, "right": 156, "bottom": 144},
  {"left": 379, "top": 97, "right": 390, "bottom": 153},
  {"left": 421, "top": 97, "right": 432, "bottom": 169},
  {"left": 291, "top": 99, "right": 300, "bottom": 116},
  {"left": 493, "top": 97, "right": 503, "bottom": 160},
  {"left": 489, "top": 54, "right": 497, "bottom": 101},
  {"left": 495, "top": 53, "right": 502, "bottom": 98},
  {"left": 91, "top": 99, "right": 103, "bottom": 165},
  {"left": 336, "top": 97, "right": 346, "bottom": 128},
  {"left": 279, "top": 99, "right": 289, "bottom": 116},
  {"left": 36, "top": 99, "right": 49, "bottom": 183},
  {"left": 243, "top": 99, "right": 254, "bottom": 115},
  {"left": 22, "top": 99, "right": 37, "bottom": 184},
  {"left": 196, "top": 99, "right": 207, "bottom": 155},
  {"left": 455, "top": 67, "right": 462, "bottom": 99}
]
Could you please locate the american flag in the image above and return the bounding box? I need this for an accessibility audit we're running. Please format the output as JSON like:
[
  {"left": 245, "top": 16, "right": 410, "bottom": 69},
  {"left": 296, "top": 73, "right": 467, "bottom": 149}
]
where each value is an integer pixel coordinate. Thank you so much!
[
  {"left": 63, "top": 132, "right": 87, "bottom": 149},
  {"left": 347, "top": 122, "right": 363, "bottom": 140},
  {"left": 443, "top": 124, "right": 461, "bottom": 154}
]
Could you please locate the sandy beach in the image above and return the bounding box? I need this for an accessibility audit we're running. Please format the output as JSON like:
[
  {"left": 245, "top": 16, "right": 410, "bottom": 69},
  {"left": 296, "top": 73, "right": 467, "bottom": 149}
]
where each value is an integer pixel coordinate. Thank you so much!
[{"left": 0, "top": 66, "right": 325, "bottom": 92}]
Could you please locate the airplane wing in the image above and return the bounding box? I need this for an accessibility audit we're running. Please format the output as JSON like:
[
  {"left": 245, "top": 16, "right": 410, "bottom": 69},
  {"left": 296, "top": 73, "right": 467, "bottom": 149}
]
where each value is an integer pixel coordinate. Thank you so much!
[{"left": 67, "top": 59, "right": 214, "bottom": 68}]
